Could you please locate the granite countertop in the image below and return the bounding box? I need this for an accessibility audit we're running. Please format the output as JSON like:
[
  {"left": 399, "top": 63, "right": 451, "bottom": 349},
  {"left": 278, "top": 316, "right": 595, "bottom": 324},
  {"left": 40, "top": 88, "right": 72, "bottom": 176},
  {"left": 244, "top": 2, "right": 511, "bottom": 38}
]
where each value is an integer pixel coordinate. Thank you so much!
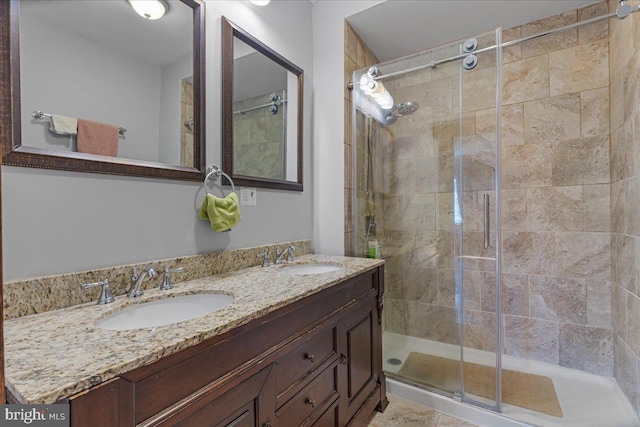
[{"left": 3, "top": 254, "right": 383, "bottom": 405}]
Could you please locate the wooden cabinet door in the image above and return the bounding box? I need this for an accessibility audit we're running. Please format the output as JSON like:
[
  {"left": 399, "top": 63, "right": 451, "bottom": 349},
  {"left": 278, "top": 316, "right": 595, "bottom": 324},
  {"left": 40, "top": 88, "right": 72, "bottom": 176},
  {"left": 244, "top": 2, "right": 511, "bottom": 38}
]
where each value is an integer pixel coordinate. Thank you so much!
[
  {"left": 337, "top": 298, "right": 379, "bottom": 426},
  {"left": 154, "top": 365, "right": 276, "bottom": 427}
]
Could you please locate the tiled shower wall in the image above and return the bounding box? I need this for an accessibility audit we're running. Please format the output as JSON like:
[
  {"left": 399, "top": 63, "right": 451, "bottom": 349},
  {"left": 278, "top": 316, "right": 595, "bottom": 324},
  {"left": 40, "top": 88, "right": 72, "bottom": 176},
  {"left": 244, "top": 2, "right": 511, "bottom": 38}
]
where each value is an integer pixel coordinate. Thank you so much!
[
  {"left": 609, "top": 0, "right": 640, "bottom": 415},
  {"left": 233, "top": 93, "right": 285, "bottom": 180},
  {"left": 344, "top": 22, "right": 380, "bottom": 256},
  {"left": 347, "top": 1, "right": 618, "bottom": 379}
]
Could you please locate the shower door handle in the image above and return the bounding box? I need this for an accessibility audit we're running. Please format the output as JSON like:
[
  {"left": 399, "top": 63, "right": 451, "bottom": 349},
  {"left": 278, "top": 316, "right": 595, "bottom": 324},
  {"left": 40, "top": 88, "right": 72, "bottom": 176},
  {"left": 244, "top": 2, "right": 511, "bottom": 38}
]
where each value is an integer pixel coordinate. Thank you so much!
[{"left": 483, "top": 193, "right": 490, "bottom": 249}]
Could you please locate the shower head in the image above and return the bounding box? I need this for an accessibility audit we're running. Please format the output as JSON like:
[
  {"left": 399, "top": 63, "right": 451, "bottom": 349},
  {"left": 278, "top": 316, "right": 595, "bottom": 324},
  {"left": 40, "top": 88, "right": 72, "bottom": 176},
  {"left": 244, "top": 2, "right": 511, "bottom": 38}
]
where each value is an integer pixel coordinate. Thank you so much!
[{"left": 386, "top": 101, "right": 419, "bottom": 123}]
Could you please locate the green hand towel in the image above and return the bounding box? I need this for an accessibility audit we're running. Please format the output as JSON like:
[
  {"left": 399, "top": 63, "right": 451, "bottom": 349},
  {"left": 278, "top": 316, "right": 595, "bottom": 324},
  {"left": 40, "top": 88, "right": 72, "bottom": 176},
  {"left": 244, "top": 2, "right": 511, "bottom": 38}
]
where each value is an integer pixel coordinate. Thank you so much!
[{"left": 198, "top": 192, "right": 241, "bottom": 232}]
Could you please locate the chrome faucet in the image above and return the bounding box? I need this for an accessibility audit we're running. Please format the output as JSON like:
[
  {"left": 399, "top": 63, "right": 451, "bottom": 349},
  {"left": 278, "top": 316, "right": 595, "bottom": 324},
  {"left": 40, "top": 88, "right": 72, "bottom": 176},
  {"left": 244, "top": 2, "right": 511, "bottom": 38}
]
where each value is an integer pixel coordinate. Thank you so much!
[
  {"left": 257, "top": 251, "right": 270, "bottom": 267},
  {"left": 160, "top": 267, "right": 184, "bottom": 291},
  {"left": 275, "top": 246, "right": 297, "bottom": 264},
  {"left": 128, "top": 267, "right": 157, "bottom": 298}
]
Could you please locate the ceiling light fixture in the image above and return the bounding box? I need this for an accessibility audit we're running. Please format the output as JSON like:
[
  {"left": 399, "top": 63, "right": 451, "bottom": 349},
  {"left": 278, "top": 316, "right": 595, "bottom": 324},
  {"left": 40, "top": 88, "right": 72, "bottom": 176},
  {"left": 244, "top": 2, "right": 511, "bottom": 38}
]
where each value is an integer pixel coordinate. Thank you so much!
[
  {"left": 249, "top": 0, "right": 271, "bottom": 6},
  {"left": 128, "top": 0, "right": 170, "bottom": 20}
]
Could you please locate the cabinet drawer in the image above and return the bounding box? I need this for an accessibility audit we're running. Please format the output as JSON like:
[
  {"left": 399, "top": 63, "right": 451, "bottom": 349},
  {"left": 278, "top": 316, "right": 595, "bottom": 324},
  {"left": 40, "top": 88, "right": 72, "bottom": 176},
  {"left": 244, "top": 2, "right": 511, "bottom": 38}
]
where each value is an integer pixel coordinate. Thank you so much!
[
  {"left": 276, "top": 326, "right": 337, "bottom": 399},
  {"left": 276, "top": 365, "right": 338, "bottom": 427}
]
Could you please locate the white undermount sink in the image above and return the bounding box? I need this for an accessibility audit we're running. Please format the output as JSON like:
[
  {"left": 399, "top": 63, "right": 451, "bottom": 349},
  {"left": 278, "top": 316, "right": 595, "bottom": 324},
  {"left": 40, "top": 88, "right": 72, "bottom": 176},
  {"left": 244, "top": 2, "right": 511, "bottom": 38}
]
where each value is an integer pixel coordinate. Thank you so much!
[
  {"left": 95, "top": 293, "right": 234, "bottom": 331},
  {"left": 277, "top": 263, "right": 342, "bottom": 275}
]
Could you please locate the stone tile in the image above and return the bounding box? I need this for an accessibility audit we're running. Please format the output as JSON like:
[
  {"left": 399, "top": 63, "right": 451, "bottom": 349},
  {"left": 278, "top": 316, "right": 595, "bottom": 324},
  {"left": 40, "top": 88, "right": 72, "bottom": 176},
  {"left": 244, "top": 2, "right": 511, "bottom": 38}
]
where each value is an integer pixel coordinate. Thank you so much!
[
  {"left": 609, "top": 4, "right": 635, "bottom": 77},
  {"left": 524, "top": 94, "right": 580, "bottom": 145},
  {"left": 611, "top": 108, "right": 634, "bottom": 182},
  {"left": 480, "top": 272, "right": 529, "bottom": 316},
  {"left": 577, "top": 1, "right": 609, "bottom": 44},
  {"left": 410, "top": 231, "right": 453, "bottom": 269},
  {"left": 622, "top": 50, "right": 640, "bottom": 126},
  {"left": 475, "top": 108, "right": 495, "bottom": 137},
  {"left": 580, "top": 87, "right": 609, "bottom": 138},
  {"left": 559, "top": 324, "right": 613, "bottom": 375},
  {"left": 463, "top": 310, "right": 496, "bottom": 352},
  {"left": 617, "top": 234, "right": 637, "bottom": 293},
  {"left": 384, "top": 298, "right": 410, "bottom": 335},
  {"left": 387, "top": 263, "right": 436, "bottom": 303},
  {"left": 383, "top": 152, "right": 416, "bottom": 195},
  {"left": 501, "top": 103, "right": 524, "bottom": 147},
  {"left": 419, "top": 305, "right": 460, "bottom": 345},
  {"left": 416, "top": 154, "right": 455, "bottom": 193},
  {"left": 502, "top": 26, "right": 522, "bottom": 64},
  {"left": 520, "top": 11, "right": 577, "bottom": 58},
  {"left": 461, "top": 231, "right": 498, "bottom": 271},
  {"left": 463, "top": 270, "right": 482, "bottom": 311},
  {"left": 436, "top": 192, "right": 454, "bottom": 231},
  {"left": 418, "top": 77, "right": 455, "bottom": 119},
  {"left": 344, "top": 189, "right": 353, "bottom": 234},
  {"left": 368, "top": 394, "right": 440, "bottom": 427},
  {"left": 616, "top": 337, "right": 639, "bottom": 415},
  {"left": 612, "top": 283, "right": 628, "bottom": 342},
  {"left": 610, "top": 68, "right": 625, "bottom": 132},
  {"left": 462, "top": 67, "right": 497, "bottom": 112},
  {"left": 584, "top": 184, "right": 610, "bottom": 232},
  {"left": 555, "top": 232, "right": 610, "bottom": 280},
  {"left": 502, "top": 189, "right": 527, "bottom": 231},
  {"left": 552, "top": 135, "right": 610, "bottom": 186},
  {"left": 503, "top": 231, "right": 556, "bottom": 276},
  {"left": 502, "top": 143, "right": 553, "bottom": 189},
  {"left": 624, "top": 176, "right": 640, "bottom": 237},
  {"left": 530, "top": 275, "right": 587, "bottom": 324},
  {"left": 344, "top": 140, "right": 353, "bottom": 190},
  {"left": 344, "top": 22, "right": 358, "bottom": 63},
  {"left": 436, "top": 268, "right": 455, "bottom": 307},
  {"left": 611, "top": 180, "right": 625, "bottom": 234},
  {"left": 587, "top": 280, "right": 612, "bottom": 328},
  {"left": 504, "top": 315, "right": 559, "bottom": 365},
  {"left": 383, "top": 194, "right": 436, "bottom": 232},
  {"left": 502, "top": 56, "right": 550, "bottom": 105},
  {"left": 628, "top": 293, "right": 640, "bottom": 356},
  {"left": 526, "top": 186, "right": 584, "bottom": 232},
  {"left": 549, "top": 40, "right": 608, "bottom": 96}
]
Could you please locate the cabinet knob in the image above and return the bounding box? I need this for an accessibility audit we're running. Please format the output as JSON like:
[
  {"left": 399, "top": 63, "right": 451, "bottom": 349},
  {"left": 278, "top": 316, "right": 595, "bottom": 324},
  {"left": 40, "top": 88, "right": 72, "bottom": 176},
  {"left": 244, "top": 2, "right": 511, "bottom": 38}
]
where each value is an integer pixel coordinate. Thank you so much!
[
  {"left": 263, "top": 420, "right": 272, "bottom": 427},
  {"left": 305, "top": 397, "right": 316, "bottom": 408},
  {"left": 340, "top": 354, "right": 349, "bottom": 365},
  {"left": 304, "top": 352, "right": 315, "bottom": 362}
]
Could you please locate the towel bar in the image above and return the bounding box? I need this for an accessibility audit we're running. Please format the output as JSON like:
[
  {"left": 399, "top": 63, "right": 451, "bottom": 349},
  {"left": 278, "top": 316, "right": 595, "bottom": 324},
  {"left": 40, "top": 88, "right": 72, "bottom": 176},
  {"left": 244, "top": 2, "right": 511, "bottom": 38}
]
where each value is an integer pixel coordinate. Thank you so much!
[{"left": 32, "top": 110, "right": 127, "bottom": 135}]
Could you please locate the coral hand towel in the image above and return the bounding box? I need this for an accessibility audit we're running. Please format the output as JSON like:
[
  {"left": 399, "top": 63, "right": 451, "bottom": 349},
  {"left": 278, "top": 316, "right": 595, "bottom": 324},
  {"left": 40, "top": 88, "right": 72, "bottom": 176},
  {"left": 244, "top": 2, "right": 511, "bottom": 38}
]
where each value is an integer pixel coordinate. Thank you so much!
[
  {"left": 198, "top": 192, "right": 241, "bottom": 232},
  {"left": 77, "top": 118, "right": 119, "bottom": 157}
]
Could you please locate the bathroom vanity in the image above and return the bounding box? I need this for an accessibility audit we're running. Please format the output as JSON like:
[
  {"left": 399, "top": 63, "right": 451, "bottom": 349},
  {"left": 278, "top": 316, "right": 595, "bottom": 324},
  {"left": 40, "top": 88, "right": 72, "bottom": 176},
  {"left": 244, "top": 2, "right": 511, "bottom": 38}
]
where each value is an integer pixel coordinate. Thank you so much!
[{"left": 4, "top": 255, "right": 386, "bottom": 427}]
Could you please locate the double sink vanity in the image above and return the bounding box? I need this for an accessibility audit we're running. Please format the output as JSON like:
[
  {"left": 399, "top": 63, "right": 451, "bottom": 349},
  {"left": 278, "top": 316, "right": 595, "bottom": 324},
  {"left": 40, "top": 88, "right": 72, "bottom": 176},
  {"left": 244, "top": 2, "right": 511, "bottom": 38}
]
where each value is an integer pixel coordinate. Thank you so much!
[{"left": 4, "top": 254, "right": 387, "bottom": 426}]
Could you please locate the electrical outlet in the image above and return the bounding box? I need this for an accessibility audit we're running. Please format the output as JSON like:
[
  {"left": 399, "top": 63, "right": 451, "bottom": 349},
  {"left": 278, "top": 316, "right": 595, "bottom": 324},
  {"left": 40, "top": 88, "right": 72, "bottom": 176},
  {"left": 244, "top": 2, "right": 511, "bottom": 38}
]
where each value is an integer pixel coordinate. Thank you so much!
[{"left": 240, "top": 187, "right": 257, "bottom": 206}]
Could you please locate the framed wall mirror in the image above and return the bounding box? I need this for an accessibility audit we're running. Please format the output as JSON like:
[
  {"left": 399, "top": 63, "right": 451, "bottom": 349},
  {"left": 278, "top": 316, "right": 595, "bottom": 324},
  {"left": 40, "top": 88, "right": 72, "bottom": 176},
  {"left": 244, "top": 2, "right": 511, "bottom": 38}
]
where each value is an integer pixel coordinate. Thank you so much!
[
  {"left": 0, "top": 0, "right": 206, "bottom": 181},
  {"left": 221, "top": 17, "right": 303, "bottom": 191}
]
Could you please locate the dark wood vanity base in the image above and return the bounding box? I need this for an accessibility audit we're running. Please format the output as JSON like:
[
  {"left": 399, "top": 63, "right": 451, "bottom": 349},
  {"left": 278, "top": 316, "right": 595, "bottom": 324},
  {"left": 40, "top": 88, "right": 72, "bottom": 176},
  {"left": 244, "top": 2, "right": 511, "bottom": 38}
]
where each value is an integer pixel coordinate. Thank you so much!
[{"left": 33, "top": 266, "right": 386, "bottom": 427}]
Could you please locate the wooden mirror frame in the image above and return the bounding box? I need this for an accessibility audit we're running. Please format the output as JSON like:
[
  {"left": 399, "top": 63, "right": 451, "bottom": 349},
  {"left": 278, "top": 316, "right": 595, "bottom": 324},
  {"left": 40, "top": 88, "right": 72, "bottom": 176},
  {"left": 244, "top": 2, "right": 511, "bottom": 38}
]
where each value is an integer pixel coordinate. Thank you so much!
[
  {"left": 221, "top": 17, "right": 303, "bottom": 191},
  {"left": 0, "top": 0, "right": 206, "bottom": 181}
]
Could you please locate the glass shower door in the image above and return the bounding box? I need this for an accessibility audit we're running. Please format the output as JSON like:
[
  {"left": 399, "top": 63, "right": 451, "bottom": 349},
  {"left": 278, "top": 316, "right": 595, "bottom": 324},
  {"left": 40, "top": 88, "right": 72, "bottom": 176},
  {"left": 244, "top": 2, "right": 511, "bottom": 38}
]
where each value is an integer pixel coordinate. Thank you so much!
[
  {"left": 454, "top": 28, "right": 502, "bottom": 411},
  {"left": 351, "top": 28, "right": 502, "bottom": 412}
]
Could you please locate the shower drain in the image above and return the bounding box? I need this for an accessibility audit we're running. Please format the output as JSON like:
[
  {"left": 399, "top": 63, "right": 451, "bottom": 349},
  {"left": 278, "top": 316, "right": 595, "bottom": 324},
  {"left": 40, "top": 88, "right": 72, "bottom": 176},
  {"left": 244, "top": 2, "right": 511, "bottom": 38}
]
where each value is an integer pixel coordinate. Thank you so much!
[{"left": 387, "top": 358, "right": 403, "bottom": 366}]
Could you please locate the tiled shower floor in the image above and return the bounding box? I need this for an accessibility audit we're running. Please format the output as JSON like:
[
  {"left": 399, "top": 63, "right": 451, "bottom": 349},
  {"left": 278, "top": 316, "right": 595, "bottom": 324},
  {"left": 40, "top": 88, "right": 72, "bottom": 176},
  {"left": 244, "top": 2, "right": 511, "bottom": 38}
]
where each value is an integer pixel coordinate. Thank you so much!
[{"left": 382, "top": 332, "right": 640, "bottom": 427}]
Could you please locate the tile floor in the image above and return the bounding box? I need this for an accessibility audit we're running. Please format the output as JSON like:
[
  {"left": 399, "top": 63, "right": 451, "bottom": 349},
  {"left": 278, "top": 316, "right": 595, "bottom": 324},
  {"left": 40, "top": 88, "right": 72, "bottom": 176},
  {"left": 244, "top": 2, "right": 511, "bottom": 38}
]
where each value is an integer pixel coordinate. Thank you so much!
[{"left": 368, "top": 394, "right": 480, "bottom": 427}]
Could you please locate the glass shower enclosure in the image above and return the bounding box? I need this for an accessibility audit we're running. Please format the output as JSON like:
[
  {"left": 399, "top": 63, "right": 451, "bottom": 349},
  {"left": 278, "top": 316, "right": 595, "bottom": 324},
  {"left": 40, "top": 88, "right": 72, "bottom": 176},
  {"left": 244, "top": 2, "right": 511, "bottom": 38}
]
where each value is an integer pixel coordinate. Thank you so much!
[{"left": 351, "top": 29, "right": 503, "bottom": 412}]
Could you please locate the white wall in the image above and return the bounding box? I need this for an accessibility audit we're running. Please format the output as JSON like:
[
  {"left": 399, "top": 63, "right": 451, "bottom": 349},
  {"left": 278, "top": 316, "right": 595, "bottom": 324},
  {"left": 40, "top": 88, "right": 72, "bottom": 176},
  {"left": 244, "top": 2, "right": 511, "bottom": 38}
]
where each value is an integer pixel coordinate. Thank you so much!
[
  {"left": 2, "top": 0, "right": 314, "bottom": 280},
  {"left": 310, "top": 0, "right": 384, "bottom": 255}
]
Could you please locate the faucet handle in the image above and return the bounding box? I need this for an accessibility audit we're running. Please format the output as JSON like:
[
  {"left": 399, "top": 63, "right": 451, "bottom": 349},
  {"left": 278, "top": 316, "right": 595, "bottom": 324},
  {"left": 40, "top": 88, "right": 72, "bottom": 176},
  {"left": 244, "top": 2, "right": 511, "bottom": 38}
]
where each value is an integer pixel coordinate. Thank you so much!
[
  {"left": 286, "top": 246, "right": 297, "bottom": 262},
  {"left": 132, "top": 266, "right": 139, "bottom": 283},
  {"left": 160, "top": 267, "right": 185, "bottom": 291},
  {"left": 257, "top": 251, "right": 270, "bottom": 267},
  {"left": 81, "top": 279, "right": 115, "bottom": 305}
]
